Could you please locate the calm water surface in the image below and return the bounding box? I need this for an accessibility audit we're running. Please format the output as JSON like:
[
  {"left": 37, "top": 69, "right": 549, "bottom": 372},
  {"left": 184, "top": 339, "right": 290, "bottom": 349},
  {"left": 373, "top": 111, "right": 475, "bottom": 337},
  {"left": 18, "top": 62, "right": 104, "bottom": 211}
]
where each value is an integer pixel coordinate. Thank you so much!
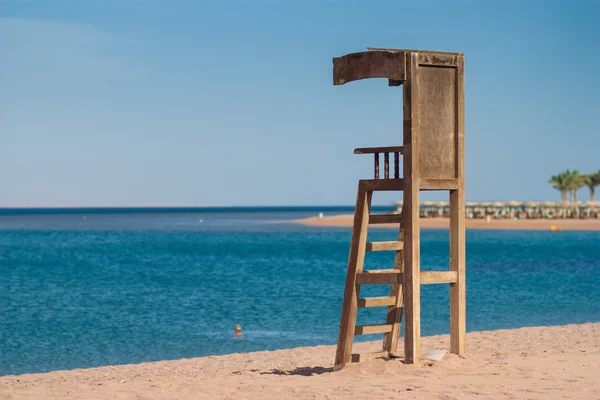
[{"left": 1, "top": 208, "right": 599, "bottom": 375}]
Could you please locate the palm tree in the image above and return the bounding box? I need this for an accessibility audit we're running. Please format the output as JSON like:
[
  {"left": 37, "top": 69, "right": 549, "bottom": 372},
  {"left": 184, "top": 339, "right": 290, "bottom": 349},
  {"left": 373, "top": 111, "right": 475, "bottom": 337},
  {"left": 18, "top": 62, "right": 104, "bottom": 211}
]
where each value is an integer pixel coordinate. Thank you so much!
[
  {"left": 549, "top": 171, "right": 569, "bottom": 202},
  {"left": 566, "top": 170, "right": 585, "bottom": 203},
  {"left": 583, "top": 170, "right": 600, "bottom": 202}
]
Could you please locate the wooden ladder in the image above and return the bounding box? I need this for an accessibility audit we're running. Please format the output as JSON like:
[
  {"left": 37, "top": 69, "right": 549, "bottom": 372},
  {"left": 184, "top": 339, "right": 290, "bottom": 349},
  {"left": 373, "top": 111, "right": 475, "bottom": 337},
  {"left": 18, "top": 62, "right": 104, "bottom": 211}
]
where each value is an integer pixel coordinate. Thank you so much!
[{"left": 334, "top": 147, "right": 406, "bottom": 369}]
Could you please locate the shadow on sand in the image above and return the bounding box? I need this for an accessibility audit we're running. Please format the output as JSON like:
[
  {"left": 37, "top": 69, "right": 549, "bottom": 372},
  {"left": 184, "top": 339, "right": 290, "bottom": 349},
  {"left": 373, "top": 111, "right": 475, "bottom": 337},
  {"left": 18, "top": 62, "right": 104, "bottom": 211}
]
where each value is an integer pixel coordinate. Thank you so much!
[{"left": 260, "top": 366, "right": 334, "bottom": 376}]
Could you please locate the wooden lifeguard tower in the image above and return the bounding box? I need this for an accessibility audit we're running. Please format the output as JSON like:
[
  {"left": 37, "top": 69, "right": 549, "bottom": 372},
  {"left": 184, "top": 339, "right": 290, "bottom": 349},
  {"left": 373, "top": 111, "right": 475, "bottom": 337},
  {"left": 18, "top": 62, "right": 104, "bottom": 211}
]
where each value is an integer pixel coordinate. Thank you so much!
[{"left": 333, "top": 48, "right": 466, "bottom": 369}]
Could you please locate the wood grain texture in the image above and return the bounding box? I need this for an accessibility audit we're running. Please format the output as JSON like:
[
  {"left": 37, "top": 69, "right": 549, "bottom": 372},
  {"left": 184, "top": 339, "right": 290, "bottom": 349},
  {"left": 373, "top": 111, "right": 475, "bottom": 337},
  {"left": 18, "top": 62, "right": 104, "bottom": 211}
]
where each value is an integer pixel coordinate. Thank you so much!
[
  {"left": 420, "top": 271, "right": 458, "bottom": 284},
  {"left": 334, "top": 182, "right": 372, "bottom": 370},
  {"left": 357, "top": 296, "right": 397, "bottom": 308},
  {"left": 417, "top": 66, "right": 456, "bottom": 179},
  {"left": 356, "top": 270, "right": 403, "bottom": 285},
  {"left": 363, "top": 179, "right": 404, "bottom": 192},
  {"left": 369, "top": 214, "right": 403, "bottom": 224},
  {"left": 365, "top": 241, "right": 404, "bottom": 252},
  {"left": 355, "top": 324, "right": 393, "bottom": 335},
  {"left": 450, "top": 54, "right": 466, "bottom": 357},
  {"left": 417, "top": 52, "right": 461, "bottom": 67},
  {"left": 351, "top": 351, "right": 389, "bottom": 363},
  {"left": 333, "top": 51, "right": 406, "bottom": 85},
  {"left": 402, "top": 52, "right": 421, "bottom": 364}
]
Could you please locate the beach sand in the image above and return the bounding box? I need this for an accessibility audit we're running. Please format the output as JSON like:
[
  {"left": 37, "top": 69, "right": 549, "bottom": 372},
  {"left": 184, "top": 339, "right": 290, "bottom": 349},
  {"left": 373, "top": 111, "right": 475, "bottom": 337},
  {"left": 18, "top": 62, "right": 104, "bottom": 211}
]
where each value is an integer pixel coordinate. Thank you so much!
[
  {"left": 1, "top": 323, "right": 598, "bottom": 399},
  {"left": 289, "top": 215, "right": 600, "bottom": 231}
]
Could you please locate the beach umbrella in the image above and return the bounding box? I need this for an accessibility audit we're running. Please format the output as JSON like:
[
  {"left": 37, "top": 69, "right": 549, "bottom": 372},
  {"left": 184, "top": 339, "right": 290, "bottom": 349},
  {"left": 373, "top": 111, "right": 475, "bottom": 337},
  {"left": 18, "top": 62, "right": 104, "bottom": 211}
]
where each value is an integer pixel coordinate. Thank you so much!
[{"left": 541, "top": 201, "right": 557, "bottom": 207}]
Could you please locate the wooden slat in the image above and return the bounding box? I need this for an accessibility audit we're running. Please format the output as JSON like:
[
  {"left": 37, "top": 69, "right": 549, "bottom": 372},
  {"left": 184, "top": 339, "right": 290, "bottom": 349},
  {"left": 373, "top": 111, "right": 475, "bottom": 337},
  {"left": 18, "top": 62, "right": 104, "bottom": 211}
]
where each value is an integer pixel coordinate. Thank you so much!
[
  {"left": 369, "top": 214, "right": 402, "bottom": 224},
  {"left": 367, "top": 47, "right": 462, "bottom": 56},
  {"left": 363, "top": 179, "right": 404, "bottom": 192},
  {"left": 357, "top": 296, "right": 396, "bottom": 308},
  {"left": 334, "top": 181, "right": 372, "bottom": 371},
  {"left": 355, "top": 324, "right": 393, "bottom": 335},
  {"left": 351, "top": 351, "right": 389, "bottom": 363},
  {"left": 354, "top": 146, "right": 404, "bottom": 155},
  {"left": 421, "top": 271, "right": 457, "bottom": 284},
  {"left": 450, "top": 54, "right": 466, "bottom": 358},
  {"left": 420, "top": 178, "right": 458, "bottom": 191},
  {"left": 357, "top": 270, "right": 403, "bottom": 285},
  {"left": 417, "top": 52, "right": 461, "bottom": 67},
  {"left": 366, "top": 241, "right": 404, "bottom": 252},
  {"left": 403, "top": 51, "right": 421, "bottom": 364}
]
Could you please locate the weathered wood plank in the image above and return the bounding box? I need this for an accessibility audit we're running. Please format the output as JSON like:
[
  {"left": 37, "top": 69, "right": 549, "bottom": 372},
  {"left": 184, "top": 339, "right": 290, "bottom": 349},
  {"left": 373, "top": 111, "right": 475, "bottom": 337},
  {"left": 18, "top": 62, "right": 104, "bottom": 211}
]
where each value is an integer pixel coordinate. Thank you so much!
[
  {"left": 367, "top": 47, "right": 462, "bottom": 56},
  {"left": 365, "top": 241, "right": 404, "bottom": 252},
  {"left": 369, "top": 214, "right": 402, "bottom": 224},
  {"left": 417, "top": 65, "right": 456, "bottom": 179},
  {"left": 363, "top": 179, "right": 404, "bottom": 192},
  {"left": 417, "top": 52, "right": 461, "bottom": 67},
  {"left": 450, "top": 54, "right": 466, "bottom": 357},
  {"left": 334, "top": 181, "right": 372, "bottom": 370},
  {"left": 421, "top": 271, "right": 457, "bottom": 284},
  {"left": 333, "top": 51, "right": 406, "bottom": 85},
  {"left": 354, "top": 146, "right": 404, "bottom": 155},
  {"left": 357, "top": 270, "right": 403, "bottom": 285},
  {"left": 403, "top": 52, "right": 421, "bottom": 364},
  {"left": 351, "top": 351, "right": 389, "bottom": 363},
  {"left": 357, "top": 296, "right": 397, "bottom": 308},
  {"left": 355, "top": 324, "right": 393, "bottom": 335}
]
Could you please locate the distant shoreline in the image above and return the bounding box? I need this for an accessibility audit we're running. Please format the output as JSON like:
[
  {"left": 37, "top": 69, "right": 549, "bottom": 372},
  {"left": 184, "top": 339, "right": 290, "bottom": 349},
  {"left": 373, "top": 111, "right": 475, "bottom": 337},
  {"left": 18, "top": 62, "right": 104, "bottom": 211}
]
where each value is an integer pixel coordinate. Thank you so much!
[
  {"left": 288, "top": 214, "right": 600, "bottom": 231},
  {"left": 0, "top": 205, "right": 393, "bottom": 216},
  {"left": 0, "top": 204, "right": 232, "bottom": 209}
]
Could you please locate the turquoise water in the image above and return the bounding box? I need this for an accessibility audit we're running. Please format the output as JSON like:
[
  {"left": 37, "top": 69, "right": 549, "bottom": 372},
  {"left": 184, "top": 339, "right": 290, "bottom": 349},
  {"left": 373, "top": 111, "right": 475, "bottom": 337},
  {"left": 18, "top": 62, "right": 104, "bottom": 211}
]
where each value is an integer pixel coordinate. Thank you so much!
[{"left": 1, "top": 208, "right": 599, "bottom": 376}]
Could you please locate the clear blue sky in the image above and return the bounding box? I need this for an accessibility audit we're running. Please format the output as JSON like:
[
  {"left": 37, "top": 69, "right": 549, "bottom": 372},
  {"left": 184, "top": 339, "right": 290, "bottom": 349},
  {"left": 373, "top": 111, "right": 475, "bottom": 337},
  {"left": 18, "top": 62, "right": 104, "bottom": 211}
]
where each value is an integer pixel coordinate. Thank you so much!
[{"left": 2, "top": 0, "right": 599, "bottom": 206}]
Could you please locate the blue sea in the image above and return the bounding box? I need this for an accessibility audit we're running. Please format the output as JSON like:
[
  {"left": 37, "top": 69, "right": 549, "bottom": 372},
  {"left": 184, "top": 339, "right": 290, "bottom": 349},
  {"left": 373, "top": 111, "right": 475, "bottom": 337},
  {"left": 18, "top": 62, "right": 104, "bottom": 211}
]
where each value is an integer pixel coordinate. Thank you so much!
[{"left": 1, "top": 207, "right": 599, "bottom": 376}]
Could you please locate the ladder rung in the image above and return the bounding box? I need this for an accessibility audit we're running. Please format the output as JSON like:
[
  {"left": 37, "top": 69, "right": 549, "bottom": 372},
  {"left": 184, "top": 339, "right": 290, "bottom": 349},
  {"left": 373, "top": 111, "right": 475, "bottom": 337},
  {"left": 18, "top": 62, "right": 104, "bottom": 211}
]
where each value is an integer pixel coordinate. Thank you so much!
[
  {"left": 421, "top": 271, "right": 458, "bottom": 284},
  {"left": 351, "top": 351, "right": 390, "bottom": 363},
  {"left": 355, "top": 323, "right": 393, "bottom": 335},
  {"left": 358, "top": 296, "right": 397, "bottom": 308},
  {"left": 369, "top": 214, "right": 402, "bottom": 224},
  {"left": 366, "top": 241, "right": 404, "bottom": 252},
  {"left": 363, "top": 179, "right": 404, "bottom": 192},
  {"left": 357, "top": 270, "right": 403, "bottom": 285}
]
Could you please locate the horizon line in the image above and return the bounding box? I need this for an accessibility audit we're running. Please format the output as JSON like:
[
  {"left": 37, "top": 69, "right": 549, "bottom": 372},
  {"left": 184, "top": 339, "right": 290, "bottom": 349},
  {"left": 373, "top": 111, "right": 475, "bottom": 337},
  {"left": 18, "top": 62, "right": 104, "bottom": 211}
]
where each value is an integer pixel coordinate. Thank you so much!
[{"left": 0, "top": 204, "right": 396, "bottom": 209}]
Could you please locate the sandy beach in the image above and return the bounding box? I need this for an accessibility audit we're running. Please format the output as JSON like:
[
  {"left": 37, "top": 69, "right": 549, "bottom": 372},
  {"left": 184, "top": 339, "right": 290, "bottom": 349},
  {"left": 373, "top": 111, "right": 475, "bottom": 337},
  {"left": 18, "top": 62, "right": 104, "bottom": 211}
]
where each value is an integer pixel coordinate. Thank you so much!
[
  {"left": 289, "top": 215, "right": 600, "bottom": 231},
  {"left": 1, "top": 323, "right": 598, "bottom": 399}
]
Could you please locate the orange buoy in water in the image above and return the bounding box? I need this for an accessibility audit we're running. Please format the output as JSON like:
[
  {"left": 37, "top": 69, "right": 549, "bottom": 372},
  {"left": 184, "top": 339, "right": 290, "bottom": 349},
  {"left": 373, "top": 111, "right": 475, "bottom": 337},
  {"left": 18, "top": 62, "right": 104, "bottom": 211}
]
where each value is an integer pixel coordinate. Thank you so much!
[
  {"left": 549, "top": 225, "right": 560, "bottom": 231},
  {"left": 234, "top": 324, "right": 242, "bottom": 337}
]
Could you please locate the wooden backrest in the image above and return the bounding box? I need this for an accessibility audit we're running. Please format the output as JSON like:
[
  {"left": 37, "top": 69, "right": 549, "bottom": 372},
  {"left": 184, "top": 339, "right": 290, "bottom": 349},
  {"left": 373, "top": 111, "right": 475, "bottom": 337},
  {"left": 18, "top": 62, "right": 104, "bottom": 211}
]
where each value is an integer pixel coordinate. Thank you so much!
[{"left": 409, "top": 51, "right": 464, "bottom": 180}]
